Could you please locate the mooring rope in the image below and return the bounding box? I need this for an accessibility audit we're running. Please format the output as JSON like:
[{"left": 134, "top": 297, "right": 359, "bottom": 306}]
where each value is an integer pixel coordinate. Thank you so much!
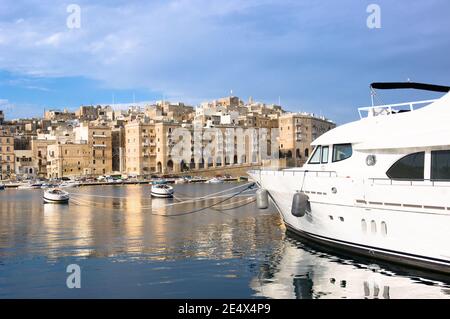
[{"left": 70, "top": 183, "right": 256, "bottom": 217}]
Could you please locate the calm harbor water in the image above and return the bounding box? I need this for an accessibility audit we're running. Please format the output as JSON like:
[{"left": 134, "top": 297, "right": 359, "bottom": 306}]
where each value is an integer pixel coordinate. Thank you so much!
[{"left": 0, "top": 183, "right": 449, "bottom": 299}]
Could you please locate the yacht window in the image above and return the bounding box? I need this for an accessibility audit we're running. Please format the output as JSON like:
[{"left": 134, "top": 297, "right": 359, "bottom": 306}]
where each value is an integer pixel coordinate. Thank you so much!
[
  {"left": 308, "top": 146, "right": 321, "bottom": 164},
  {"left": 321, "top": 146, "right": 329, "bottom": 164},
  {"left": 431, "top": 150, "right": 450, "bottom": 180},
  {"left": 386, "top": 152, "right": 424, "bottom": 180},
  {"left": 332, "top": 144, "right": 353, "bottom": 162}
]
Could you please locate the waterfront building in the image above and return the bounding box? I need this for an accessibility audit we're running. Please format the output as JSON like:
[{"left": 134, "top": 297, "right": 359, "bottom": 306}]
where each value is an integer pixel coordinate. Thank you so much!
[
  {"left": 14, "top": 150, "right": 38, "bottom": 178},
  {"left": 0, "top": 127, "right": 15, "bottom": 180},
  {"left": 124, "top": 121, "right": 157, "bottom": 176},
  {"left": 31, "top": 137, "right": 56, "bottom": 178},
  {"left": 278, "top": 113, "right": 335, "bottom": 166},
  {"left": 47, "top": 143, "right": 90, "bottom": 178},
  {"left": 75, "top": 122, "right": 113, "bottom": 176},
  {"left": 112, "top": 126, "right": 126, "bottom": 173}
]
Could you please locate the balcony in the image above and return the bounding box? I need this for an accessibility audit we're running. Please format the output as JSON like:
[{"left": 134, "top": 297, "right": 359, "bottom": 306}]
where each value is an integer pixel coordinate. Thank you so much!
[
  {"left": 93, "top": 134, "right": 107, "bottom": 138},
  {"left": 93, "top": 144, "right": 107, "bottom": 148}
]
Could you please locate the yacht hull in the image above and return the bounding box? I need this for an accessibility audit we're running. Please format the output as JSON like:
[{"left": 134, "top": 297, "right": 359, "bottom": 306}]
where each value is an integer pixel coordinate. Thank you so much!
[{"left": 249, "top": 170, "right": 450, "bottom": 275}]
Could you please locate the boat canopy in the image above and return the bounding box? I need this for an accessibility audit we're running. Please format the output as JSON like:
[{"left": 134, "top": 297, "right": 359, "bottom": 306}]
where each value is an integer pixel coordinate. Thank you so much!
[{"left": 371, "top": 82, "right": 450, "bottom": 93}]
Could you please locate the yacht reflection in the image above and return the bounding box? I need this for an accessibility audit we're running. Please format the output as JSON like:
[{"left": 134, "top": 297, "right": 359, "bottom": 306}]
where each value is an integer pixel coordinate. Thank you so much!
[{"left": 251, "top": 239, "right": 450, "bottom": 299}]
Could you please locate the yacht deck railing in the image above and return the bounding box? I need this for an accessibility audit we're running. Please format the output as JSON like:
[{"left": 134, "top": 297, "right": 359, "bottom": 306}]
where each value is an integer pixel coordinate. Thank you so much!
[
  {"left": 249, "top": 169, "right": 337, "bottom": 178},
  {"left": 358, "top": 99, "right": 437, "bottom": 119},
  {"left": 368, "top": 178, "right": 450, "bottom": 187}
]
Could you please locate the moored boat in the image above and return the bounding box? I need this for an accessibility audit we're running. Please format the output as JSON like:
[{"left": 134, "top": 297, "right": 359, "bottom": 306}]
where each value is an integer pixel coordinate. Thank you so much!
[
  {"left": 43, "top": 188, "right": 70, "bottom": 204},
  {"left": 249, "top": 82, "right": 450, "bottom": 274},
  {"left": 151, "top": 183, "right": 174, "bottom": 198},
  {"left": 59, "top": 181, "right": 80, "bottom": 188},
  {"left": 18, "top": 182, "right": 43, "bottom": 189},
  {"left": 205, "top": 177, "right": 224, "bottom": 184},
  {"left": 0, "top": 183, "right": 5, "bottom": 190}
]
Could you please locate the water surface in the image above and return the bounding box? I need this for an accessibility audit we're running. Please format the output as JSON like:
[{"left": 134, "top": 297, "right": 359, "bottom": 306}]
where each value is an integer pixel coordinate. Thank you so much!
[{"left": 0, "top": 183, "right": 449, "bottom": 298}]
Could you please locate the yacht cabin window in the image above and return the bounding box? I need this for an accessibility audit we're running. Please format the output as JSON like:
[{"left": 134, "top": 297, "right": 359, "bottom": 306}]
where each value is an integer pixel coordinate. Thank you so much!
[
  {"left": 308, "top": 146, "right": 322, "bottom": 164},
  {"left": 332, "top": 144, "right": 353, "bottom": 162},
  {"left": 431, "top": 150, "right": 450, "bottom": 180},
  {"left": 321, "top": 146, "right": 329, "bottom": 163},
  {"left": 309, "top": 146, "right": 330, "bottom": 164},
  {"left": 386, "top": 152, "right": 424, "bottom": 180}
]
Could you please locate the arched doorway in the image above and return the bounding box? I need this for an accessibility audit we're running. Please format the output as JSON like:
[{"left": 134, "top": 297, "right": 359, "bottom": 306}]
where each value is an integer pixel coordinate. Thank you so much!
[
  {"left": 157, "top": 162, "right": 162, "bottom": 173},
  {"left": 180, "top": 160, "right": 189, "bottom": 172},
  {"left": 167, "top": 160, "right": 174, "bottom": 172}
]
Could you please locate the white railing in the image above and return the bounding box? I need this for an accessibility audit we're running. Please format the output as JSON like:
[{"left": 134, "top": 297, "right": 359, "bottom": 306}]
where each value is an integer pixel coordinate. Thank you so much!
[
  {"left": 358, "top": 99, "right": 437, "bottom": 119},
  {"left": 249, "top": 169, "right": 338, "bottom": 178}
]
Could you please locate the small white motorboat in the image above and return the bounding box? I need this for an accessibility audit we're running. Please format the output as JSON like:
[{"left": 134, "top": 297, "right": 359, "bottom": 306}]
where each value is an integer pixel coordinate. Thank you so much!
[
  {"left": 59, "top": 181, "right": 80, "bottom": 188},
  {"left": 43, "top": 188, "right": 70, "bottom": 204},
  {"left": 18, "top": 182, "right": 43, "bottom": 189},
  {"left": 174, "top": 177, "right": 188, "bottom": 184},
  {"left": 151, "top": 183, "right": 174, "bottom": 198},
  {"left": 0, "top": 183, "right": 5, "bottom": 190},
  {"left": 206, "top": 177, "right": 224, "bottom": 184}
]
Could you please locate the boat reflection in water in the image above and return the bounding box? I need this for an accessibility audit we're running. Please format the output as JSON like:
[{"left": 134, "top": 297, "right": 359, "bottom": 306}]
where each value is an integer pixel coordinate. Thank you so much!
[{"left": 251, "top": 238, "right": 450, "bottom": 299}]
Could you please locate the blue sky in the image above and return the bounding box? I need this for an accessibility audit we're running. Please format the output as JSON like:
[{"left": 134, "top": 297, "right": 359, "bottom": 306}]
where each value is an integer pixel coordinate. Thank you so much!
[{"left": 1, "top": 0, "right": 450, "bottom": 124}]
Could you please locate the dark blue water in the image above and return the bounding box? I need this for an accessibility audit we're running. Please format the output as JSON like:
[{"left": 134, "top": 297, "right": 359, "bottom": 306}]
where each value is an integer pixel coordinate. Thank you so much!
[{"left": 1, "top": 183, "right": 449, "bottom": 298}]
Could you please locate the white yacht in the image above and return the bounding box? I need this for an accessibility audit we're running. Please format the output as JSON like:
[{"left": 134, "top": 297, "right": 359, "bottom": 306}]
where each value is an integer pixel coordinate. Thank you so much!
[{"left": 249, "top": 82, "right": 450, "bottom": 274}]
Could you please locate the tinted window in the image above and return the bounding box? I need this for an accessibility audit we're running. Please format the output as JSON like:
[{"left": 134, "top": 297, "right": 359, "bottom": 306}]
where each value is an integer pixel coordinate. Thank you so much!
[
  {"left": 321, "top": 146, "right": 329, "bottom": 163},
  {"left": 332, "top": 144, "right": 352, "bottom": 162},
  {"left": 308, "top": 146, "right": 321, "bottom": 164},
  {"left": 431, "top": 150, "right": 450, "bottom": 180},
  {"left": 386, "top": 152, "right": 424, "bottom": 180}
]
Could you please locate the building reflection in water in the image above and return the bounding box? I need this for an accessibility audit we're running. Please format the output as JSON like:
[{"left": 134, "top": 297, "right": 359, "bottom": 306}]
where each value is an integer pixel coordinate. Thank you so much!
[
  {"left": 0, "top": 184, "right": 282, "bottom": 263},
  {"left": 250, "top": 238, "right": 450, "bottom": 299}
]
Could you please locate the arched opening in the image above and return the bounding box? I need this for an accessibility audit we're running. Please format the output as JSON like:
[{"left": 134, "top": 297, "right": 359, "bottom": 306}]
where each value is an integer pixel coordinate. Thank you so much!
[
  {"left": 157, "top": 162, "right": 162, "bottom": 173},
  {"left": 296, "top": 149, "right": 301, "bottom": 159},
  {"left": 199, "top": 158, "right": 205, "bottom": 169},
  {"left": 167, "top": 160, "right": 174, "bottom": 172},
  {"left": 286, "top": 150, "right": 292, "bottom": 159},
  {"left": 225, "top": 156, "right": 231, "bottom": 166},
  {"left": 233, "top": 155, "right": 238, "bottom": 164},
  {"left": 305, "top": 148, "right": 309, "bottom": 158},
  {"left": 190, "top": 158, "right": 196, "bottom": 169},
  {"left": 180, "top": 160, "right": 189, "bottom": 172},
  {"left": 207, "top": 157, "right": 214, "bottom": 168},
  {"left": 216, "top": 157, "right": 222, "bottom": 166}
]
